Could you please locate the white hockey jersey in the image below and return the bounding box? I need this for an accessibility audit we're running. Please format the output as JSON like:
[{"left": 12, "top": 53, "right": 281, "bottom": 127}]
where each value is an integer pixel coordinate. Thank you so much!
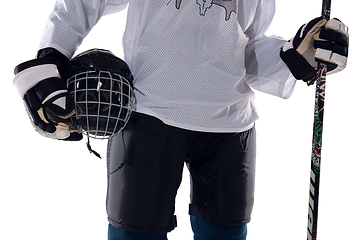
[{"left": 39, "top": 0, "right": 296, "bottom": 133}]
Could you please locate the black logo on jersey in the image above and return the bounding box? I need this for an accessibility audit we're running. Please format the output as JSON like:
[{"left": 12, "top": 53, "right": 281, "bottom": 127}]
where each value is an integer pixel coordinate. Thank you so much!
[{"left": 169, "top": 0, "right": 237, "bottom": 21}]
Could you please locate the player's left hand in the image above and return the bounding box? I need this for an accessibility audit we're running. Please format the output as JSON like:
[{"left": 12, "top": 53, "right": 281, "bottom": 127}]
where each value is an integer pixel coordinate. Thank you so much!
[{"left": 280, "top": 17, "right": 349, "bottom": 84}]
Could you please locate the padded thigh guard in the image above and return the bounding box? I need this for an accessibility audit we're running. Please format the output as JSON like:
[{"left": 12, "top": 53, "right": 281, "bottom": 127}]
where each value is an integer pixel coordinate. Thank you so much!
[
  {"left": 106, "top": 113, "right": 185, "bottom": 234},
  {"left": 186, "top": 127, "right": 256, "bottom": 225}
]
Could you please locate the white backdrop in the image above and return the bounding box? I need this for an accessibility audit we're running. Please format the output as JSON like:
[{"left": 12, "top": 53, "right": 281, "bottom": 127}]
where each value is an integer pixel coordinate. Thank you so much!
[{"left": 1, "top": 1, "right": 358, "bottom": 239}]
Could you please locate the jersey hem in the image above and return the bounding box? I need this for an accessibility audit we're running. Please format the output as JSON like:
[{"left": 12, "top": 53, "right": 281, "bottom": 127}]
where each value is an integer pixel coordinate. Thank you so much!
[{"left": 134, "top": 107, "right": 255, "bottom": 133}]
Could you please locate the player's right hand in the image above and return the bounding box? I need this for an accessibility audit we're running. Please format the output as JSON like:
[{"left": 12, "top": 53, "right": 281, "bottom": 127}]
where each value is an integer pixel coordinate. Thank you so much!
[{"left": 13, "top": 55, "right": 82, "bottom": 141}]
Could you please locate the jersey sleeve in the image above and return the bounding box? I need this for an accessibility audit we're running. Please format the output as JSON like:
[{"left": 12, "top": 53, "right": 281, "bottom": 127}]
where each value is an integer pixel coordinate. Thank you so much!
[
  {"left": 38, "top": 0, "right": 129, "bottom": 59},
  {"left": 243, "top": 0, "right": 296, "bottom": 99}
]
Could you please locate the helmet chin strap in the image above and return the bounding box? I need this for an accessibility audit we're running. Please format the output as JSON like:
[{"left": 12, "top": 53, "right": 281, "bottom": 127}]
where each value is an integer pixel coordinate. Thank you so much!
[{"left": 86, "top": 136, "right": 102, "bottom": 159}]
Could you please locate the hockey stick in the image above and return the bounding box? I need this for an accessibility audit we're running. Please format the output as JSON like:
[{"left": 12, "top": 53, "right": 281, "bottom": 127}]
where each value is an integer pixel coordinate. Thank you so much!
[{"left": 307, "top": 0, "right": 331, "bottom": 239}]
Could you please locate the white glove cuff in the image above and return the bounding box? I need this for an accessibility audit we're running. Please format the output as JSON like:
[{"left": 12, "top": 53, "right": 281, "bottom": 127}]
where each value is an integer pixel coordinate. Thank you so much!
[{"left": 13, "top": 63, "right": 60, "bottom": 98}]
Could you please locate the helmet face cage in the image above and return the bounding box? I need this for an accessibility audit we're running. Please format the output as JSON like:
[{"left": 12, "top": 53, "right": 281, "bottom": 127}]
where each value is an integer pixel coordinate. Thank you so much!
[{"left": 67, "top": 65, "right": 134, "bottom": 139}]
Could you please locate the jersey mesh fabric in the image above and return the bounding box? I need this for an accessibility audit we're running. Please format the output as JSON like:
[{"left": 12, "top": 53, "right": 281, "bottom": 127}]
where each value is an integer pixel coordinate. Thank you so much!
[{"left": 39, "top": 0, "right": 296, "bottom": 133}]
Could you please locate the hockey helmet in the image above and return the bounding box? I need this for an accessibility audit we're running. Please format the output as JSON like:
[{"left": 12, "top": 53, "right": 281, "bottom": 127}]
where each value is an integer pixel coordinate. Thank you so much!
[{"left": 66, "top": 49, "right": 134, "bottom": 139}]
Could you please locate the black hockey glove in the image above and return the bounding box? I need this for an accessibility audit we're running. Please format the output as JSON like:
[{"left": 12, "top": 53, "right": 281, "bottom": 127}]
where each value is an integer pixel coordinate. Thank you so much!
[
  {"left": 13, "top": 48, "right": 82, "bottom": 141},
  {"left": 280, "top": 17, "right": 349, "bottom": 85}
]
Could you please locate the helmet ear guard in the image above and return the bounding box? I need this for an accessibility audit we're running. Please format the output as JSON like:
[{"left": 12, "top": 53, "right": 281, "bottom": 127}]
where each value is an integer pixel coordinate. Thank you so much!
[{"left": 65, "top": 49, "right": 135, "bottom": 140}]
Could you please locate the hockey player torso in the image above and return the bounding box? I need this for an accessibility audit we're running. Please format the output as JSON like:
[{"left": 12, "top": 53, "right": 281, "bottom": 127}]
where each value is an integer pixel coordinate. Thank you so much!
[{"left": 122, "top": 0, "right": 263, "bottom": 132}]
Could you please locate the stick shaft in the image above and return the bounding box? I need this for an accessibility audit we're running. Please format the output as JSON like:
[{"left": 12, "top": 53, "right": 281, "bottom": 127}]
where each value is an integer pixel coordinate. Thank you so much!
[
  {"left": 307, "top": 1, "right": 331, "bottom": 239},
  {"left": 322, "top": 0, "right": 332, "bottom": 20},
  {"left": 307, "top": 67, "right": 326, "bottom": 240}
]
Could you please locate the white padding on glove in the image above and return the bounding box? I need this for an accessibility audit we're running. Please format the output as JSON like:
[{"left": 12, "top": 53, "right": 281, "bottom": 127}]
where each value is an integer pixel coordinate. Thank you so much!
[
  {"left": 13, "top": 64, "right": 60, "bottom": 98},
  {"left": 315, "top": 18, "right": 349, "bottom": 74}
]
